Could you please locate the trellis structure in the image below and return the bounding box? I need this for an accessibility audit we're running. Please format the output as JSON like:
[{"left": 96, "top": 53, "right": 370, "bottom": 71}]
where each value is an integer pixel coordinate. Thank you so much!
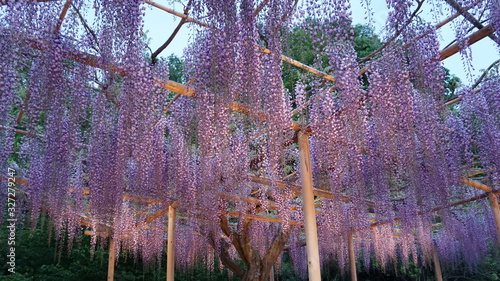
[{"left": 1, "top": 1, "right": 500, "bottom": 281}]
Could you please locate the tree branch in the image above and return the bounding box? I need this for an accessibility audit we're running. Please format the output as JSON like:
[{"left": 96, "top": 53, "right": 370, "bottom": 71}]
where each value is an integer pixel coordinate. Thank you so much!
[
  {"left": 261, "top": 226, "right": 291, "bottom": 278},
  {"left": 358, "top": 0, "right": 425, "bottom": 64},
  {"left": 444, "top": 0, "right": 498, "bottom": 42},
  {"left": 71, "top": 2, "right": 100, "bottom": 52},
  {"left": 254, "top": 0, "right": 270, "bottom": 16},
  {"left": 0, "top": 125, "right": 43, "bottom": 138},
  {"left": 219, "top": 239, "right": 246, "bottom": 277},
  {"left": 206, "top": 232, "right": 246, "bottom": 278},
  {"left": 151, "top": 0, "right": 192, "bottom": 64},
  {"left": 220, "top": 213, "right": 252, "bottom": 267},
  {"left": 472, "top": 59, "right": 500, "bottom": 89}
]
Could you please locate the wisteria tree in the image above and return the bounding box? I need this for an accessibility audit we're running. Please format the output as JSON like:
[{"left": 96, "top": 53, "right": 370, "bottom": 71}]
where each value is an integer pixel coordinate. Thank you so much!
[{"left": 1, "top": 0, "right": 500, "bottom": 281}]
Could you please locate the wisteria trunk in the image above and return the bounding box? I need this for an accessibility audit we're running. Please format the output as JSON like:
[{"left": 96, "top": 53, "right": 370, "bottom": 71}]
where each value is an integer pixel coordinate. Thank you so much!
[
  {"left": 241, "top": 251, "right": 278, "bottom": 281},
  {"left": 217, "top": 216, "right": 290, "bottom": 281}
]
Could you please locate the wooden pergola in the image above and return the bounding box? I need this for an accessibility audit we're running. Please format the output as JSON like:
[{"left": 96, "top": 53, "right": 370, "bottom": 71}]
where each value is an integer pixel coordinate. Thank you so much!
[{"left": 1, "top": 1, "right": 500, "bottom": 281}]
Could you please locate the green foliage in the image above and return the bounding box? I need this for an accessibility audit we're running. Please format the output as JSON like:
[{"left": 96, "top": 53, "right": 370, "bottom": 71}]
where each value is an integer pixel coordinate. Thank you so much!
[
  {"left": 353, "top": 24, "right": 383, "bottom": 59},
  {"left": 444, "top": 247, "right": 500, "bottom": 281},
  {"left": 282, "top": 22, "right": 382, "bottom": 95},
  {"left": 443, "top": 67, "right": 461, "bottom": 101},
  {"left": 168, "top": 54, "right": 185, "bottom": 83}
]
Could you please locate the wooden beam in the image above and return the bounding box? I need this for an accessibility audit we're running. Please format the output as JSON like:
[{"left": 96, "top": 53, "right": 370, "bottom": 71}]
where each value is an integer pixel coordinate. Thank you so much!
[
  {"left": 145, "top": 202, "right": 179, "bottom": 224},
  {"left": 368, "top": 191, "right": 500, "bottom": 230},
  {"left": 225, "top": 211, "right": 303, "bottom": 226},
  {"left": 145, "top": 0, "right": 337, "bottom": 83},
  {"left": 248, "top": 175, "right": 377, "bottom": 208},
  {"left": 84, "top": 230, "right": 110, "bottom": 237},
  {"left": 440, "top": 24, "right": 495, "bottom": 60},
  {"left": 488, "top": 192, "right": 500, "bottom": 245},
  {"left": 444, "top": 0, "right": 498, "bottom": 41},
  {"left": 348, "top": 232, "right": 357, "bottom": 281},
  {"left": 166, "top": 205, "right": 176, "bottom": 281},
  {"left": 22, "top": 34, "right": 303, "bottom": 129},
  {"left": 439, "top": 89, "right": 481, "bottom": 109},
  {"left": 432, "top": 245, "right": 443, "bottom": 281},
  {"left": 107, "top": 238, "right": 115, "bottom": 281},
  {"left": 461, "top": 177, "right": 493, "bottom": 192},
  {"left": 297, "top": 130, "right": 321, "bottom": 281},
  {"left": 54, "top": 0, "right": 71, "bottom": 33}
]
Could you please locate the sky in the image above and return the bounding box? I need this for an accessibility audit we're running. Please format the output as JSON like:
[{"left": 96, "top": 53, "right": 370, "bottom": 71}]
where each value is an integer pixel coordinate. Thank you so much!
[{"left": 142, "top": 0, "right": 500, "bottom": 86}]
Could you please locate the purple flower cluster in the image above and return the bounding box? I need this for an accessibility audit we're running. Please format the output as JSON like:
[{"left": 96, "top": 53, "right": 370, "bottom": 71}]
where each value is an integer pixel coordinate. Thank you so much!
[{"left": 1, "top": 0, "right": 500, "bottom": 276}]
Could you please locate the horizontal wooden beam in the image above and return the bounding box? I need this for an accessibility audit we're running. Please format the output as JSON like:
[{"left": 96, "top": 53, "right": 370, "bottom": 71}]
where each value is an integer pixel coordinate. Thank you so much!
[
  {"left": 224, "top": 210, "right": 303, "bottom": 226},
  {"left": 22, "top": 34, "right": 302, "bottom": 130},
  {"left": 145, "top": 0, "right": 336, "bottom": 83},
  {"left": 144, "top": 202, "right": 179, "bottom": 223},
  {"left": 248, "top": 175, "right": 377, "bottom": 208},
  {"left": 461, "top": 177, "right": 493, "bottom": 192},
  {"left": 440, "top": 24, "right": 495, "bottom": 60}
]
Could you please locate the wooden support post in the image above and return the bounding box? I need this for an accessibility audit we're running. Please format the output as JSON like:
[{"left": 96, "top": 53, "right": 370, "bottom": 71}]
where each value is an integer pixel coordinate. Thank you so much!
[
  {"left": 107, "top": 238, "right": 115, "bottom": 281},
  {"left": 488, "top": 192, "right": 500, "bottom": 245},
  {"left": 348, "top": 232, "right": 357, "bottom": 281},
  {"left": 166, "top": 204, "right": 177, "bottom": 281},
  {"left": 269, "top": 265, "right": 274, "bottom": 281},
  {"left": 298, "top": 131, "right": 321, "bottom": 281},
  {"left": 432, "top": 246, "right": 443, "bottom": 281}
]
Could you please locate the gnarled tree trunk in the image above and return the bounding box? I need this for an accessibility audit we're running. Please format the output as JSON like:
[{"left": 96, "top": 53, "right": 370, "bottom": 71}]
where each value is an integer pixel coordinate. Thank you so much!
[{"left": 209, "top": 213, "right": 291, "bottom": 281}]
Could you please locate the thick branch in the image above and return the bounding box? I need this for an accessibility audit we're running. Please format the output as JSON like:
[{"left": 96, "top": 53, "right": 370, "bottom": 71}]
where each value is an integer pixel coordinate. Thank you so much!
[
  {"left": 220, "top": 213, "right": 251, "bottom": 267},
  {"left": 15, "top": 90, "right": 31, "bottom": 124},
  {"left": 205, "top": 229, "right": 246, "bottom": 277},
  {"left": 261, "top": 226, "right": 291, "bottom": 278},
  {"left": 71, "top": 2, "right": 99, "bottom": 51},
  {"left": 220, "top": 239, "right": 247, "bottom": 277},
  {"left": 151, "top": 19, "right": 185, "bottom": 64},
  {"left": 238, "top": 215, "right": 257, "bottom": 267}
]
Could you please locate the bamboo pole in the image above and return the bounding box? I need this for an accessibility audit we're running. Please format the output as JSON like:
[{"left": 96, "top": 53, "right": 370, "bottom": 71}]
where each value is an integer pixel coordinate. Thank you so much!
[
  {"left": 348, "top": 232, "right": 357, "bottom": 281},
  {"left": 297, "top": 130, "right": 321, "bottom": 281},
  {"left": 488, "top": 192, "right": 500, "bottom": 245},
  {"left": 107, "top": 238, "right": 115, "bottom": 281},
  {"left": 432, "top": 246, "right": 443, "bottom": 281},
  {"left": 166, "top": 205, "right": 176, "bottom": 281}
]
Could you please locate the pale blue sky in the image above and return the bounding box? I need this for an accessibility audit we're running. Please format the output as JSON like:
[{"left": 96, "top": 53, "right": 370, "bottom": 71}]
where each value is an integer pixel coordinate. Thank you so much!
[{"left": 142, "top": 0, "right": 500, "bottom": 85}]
